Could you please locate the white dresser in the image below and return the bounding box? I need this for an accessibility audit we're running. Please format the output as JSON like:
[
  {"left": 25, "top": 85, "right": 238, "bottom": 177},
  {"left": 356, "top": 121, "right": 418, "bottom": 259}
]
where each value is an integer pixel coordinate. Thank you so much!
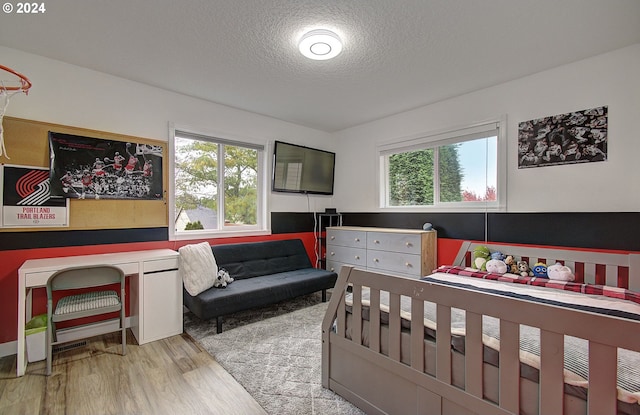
[{"left": 326, "top": 226, "right": 437, "bottom": 278}]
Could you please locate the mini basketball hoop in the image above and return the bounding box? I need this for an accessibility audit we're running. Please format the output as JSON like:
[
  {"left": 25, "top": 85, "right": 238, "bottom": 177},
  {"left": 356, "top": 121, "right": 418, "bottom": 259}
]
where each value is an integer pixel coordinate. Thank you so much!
[{"left": 1, "top": 64, "right": 32, "bottom": 158}]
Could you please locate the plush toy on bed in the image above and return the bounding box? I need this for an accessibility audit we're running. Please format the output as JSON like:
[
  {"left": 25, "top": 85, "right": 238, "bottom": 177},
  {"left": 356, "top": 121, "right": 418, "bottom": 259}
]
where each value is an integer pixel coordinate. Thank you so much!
[
  {"left": 504, "top": 255, "right": 519, "bottom": 274},
  {"left": 547, "top": 262, "right": 575, "bottom": 281},
  {"left": 490, "top": 251, "right": 505, "bottom": 261},
  {"left": 532, "top": 262, "right": 548, "bottom": 278},
  {"left": 213, "top": 268, "right": 234, "bottom": 288},
  {"left": 472, "top": 245, "right": 491, "bottom": 270},
  {"left": 485, "top": 259, "right": 508, "bottom": 274},
  {"left": 516, "top": 260, "right": 534, "bottom": 277}
]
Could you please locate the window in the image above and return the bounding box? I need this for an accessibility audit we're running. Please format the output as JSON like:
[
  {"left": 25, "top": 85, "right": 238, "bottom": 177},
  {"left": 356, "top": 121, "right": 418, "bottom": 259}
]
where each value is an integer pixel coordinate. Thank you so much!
[
  {"left": 379, "top": 119, "right": 505, "bottom": 210},
  {"left": 169, "top": 127, "right": 268, "bottom": 239}
]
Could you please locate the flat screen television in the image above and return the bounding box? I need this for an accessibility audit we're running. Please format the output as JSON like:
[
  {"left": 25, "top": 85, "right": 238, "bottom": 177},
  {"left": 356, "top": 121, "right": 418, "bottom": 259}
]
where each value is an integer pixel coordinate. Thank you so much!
[{"left": 272, "top": 141, "right": 335, "bottom": 195}]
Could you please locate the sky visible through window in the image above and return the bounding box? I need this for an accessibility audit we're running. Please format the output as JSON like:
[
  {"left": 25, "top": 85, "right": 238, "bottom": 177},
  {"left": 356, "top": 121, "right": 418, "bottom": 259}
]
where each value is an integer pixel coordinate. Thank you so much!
[{"left": 457, "top": 136, "right": 497, "bottom": 198}]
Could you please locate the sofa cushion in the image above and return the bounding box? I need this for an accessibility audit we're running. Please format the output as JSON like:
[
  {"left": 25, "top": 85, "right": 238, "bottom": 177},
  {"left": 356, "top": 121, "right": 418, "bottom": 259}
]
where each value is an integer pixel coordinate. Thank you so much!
[
  {"left": 183, "top": 268, "right": 337, "bottom": 320},
  {"left": 211, "top": 239, "right": 313, "bottom": 280},
  {"left": 179, "top": 241, "right": 218, "bottom": 296}
]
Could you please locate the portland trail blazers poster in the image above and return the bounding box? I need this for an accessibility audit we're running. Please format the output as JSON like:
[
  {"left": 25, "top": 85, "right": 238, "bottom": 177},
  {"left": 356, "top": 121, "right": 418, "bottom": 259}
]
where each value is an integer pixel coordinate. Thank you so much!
[{"left": 1, "top": 165, "right": 69, "bottom": 227}]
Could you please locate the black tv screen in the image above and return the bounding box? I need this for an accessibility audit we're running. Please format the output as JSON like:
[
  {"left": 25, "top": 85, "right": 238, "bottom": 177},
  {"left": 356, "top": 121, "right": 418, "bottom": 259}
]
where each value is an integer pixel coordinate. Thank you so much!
[{"left": 272, "top": 141, "right": 335, "bottom": 195}]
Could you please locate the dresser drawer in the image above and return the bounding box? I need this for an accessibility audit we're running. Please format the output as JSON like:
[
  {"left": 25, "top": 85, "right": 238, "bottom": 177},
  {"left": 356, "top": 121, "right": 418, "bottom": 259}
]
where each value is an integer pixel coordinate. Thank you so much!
[
  {"left": 326, "top": 245, "right": 366, "bottom": 267},
  {"left": 367, "top": 251, "right": 422, "bottom": 276},
  {"left": 367, "top": 231, "right": 421, "bottom": 255},
  {"left": 327, "top": 229, "right": 367, "bottom": 248},
  {"left": 326, "top": 260, "right": 353, "bottom": 274},
  {"left": 143, "top": 257, "right": 179, "bottom": 273}
]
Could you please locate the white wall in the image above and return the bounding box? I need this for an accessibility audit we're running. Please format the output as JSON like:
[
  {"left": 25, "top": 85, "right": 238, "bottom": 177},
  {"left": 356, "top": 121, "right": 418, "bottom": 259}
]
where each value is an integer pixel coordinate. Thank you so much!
[
  {"left": 4, "top": 44, "right": 639, "bottom": 215},
  {"left": 1, "top": 46, "right": 337, "bottom": 215},
  {"left": 333, "top": 43, "right": 640, "bottom": 213}
]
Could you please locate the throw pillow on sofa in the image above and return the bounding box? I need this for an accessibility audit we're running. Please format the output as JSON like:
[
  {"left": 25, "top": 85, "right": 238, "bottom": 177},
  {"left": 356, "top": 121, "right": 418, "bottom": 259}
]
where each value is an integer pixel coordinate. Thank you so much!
[{"left": 179, "top": 242, "right": 218, "bottom": 296}]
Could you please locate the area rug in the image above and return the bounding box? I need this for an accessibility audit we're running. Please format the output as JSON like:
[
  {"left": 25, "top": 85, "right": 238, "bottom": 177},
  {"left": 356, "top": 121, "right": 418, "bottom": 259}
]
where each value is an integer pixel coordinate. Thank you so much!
[{"left": 183, "top": 293, "right": 365, "bottom": 415}]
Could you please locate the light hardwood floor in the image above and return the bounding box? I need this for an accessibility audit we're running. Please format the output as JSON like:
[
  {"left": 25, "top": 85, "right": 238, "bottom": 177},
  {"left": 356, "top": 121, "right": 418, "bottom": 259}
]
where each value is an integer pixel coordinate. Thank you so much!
[{"left": 0, "top": 331, "right": 267, "bottom": 415}]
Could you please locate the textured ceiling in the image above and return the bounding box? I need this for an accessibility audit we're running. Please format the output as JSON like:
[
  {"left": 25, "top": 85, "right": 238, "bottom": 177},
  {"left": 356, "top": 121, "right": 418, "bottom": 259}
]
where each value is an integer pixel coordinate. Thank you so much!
[{"left": 1, "top": 0, "right": 640, "bottom": 132}]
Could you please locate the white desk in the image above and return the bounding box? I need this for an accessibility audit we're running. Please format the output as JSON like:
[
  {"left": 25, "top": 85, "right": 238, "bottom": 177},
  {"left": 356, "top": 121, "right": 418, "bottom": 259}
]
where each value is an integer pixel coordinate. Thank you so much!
[{"left": 17, "top": 249, "right": 181, "bottom": 377}]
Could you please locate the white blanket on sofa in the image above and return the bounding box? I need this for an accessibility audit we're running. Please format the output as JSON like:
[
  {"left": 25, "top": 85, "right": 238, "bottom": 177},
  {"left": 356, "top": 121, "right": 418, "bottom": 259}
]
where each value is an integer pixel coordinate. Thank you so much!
[{"left": 179, "top": 242, "right": 218, "bottom": 296}]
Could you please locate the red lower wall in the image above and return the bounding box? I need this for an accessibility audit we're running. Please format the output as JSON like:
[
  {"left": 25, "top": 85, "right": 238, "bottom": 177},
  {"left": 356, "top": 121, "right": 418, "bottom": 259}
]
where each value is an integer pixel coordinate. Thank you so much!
[
  {"left": 0, "top": 235, "right": 476, "bottom": 346},
  {"left": 0, "top": 232, "right": 327, "bottom": 346},
  {"left": 7, "top": 234, "right": 630, "bottom": 348}
]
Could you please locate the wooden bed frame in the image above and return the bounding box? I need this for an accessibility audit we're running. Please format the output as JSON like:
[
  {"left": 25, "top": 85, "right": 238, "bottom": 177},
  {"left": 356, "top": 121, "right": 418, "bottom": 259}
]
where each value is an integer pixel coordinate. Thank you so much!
[{"left": 321, "top": 242, "right": 640, "bottom": 415}]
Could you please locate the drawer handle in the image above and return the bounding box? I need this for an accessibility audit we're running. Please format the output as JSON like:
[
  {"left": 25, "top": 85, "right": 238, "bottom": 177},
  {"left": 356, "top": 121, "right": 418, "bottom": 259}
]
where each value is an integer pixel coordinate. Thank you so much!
[
  {"left": 330, "top": 252, "right": 335, "bottom": 256},
  {"left": 330, "top": 236, "right": 335, "bottom": 240},
  {"left": 355, "top": 255, "right": 360, "bottom": 260},
  {"left": 355, "top": 238, "right": 360, "bottom": 242},
  {"left": 373, "top": 258, "right": 379, "bottom": 263},
  {"left": 406, "top": 242, "right": 412, "bottom": 247},
  {"left": 374, "top": 239, "right": 379, "bottom": 244},
  {"left": 405, "top": 262, "right": 412, "bottom": 267}
]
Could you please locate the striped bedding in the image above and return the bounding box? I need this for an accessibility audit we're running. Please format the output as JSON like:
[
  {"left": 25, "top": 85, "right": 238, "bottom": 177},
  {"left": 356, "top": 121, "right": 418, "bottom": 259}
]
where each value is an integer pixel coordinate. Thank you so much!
[{"left": 436, "top": 265, "right": 640, "bottom": 306}]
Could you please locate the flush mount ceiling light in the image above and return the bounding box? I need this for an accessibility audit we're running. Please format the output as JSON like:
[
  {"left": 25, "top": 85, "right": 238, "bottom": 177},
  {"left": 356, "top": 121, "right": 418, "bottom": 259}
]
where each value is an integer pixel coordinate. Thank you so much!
[{"left": 298, "top": 29, "right": 342, "bottom": 60}]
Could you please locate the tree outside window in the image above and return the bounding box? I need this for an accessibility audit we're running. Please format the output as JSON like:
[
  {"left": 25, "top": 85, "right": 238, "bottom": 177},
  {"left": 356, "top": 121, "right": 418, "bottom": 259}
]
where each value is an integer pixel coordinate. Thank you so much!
[
  {"left": 382, "top": 124, "right": 501, "bottom": 209},
  {"left": 173, "top": 133, "right": 262, "bottom": 234}
]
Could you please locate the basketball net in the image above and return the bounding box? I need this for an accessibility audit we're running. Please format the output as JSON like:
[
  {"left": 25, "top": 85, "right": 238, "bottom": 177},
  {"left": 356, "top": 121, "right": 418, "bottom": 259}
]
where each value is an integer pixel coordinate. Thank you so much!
[{"left": 0, "top": 64, "right": 32, "bottom": 159}]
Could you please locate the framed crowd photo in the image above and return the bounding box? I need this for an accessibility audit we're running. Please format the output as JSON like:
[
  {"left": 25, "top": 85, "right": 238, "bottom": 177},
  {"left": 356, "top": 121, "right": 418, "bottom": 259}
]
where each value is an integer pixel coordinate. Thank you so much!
[
  {"left": 1, "top": 164, "right": 69, "bottom": 227},
  {"left": 518, "top": 106, "right": 607, "bottom": 169},
  {"left": 48, "top": 132, "right": 164, "bottom": 200}
]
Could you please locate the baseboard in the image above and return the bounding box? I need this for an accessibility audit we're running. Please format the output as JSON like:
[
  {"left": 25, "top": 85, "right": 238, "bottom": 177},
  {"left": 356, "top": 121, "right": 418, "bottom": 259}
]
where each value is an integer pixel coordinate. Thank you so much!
[
  {"left": 0, "top": 317, "right": 132, "bottom": 358},
  {"left": 0, "top": 340, "right": 17, "bottom": 358}
]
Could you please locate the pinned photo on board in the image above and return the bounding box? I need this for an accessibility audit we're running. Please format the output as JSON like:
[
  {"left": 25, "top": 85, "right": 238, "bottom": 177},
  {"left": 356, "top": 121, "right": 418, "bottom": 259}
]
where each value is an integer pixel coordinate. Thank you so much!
[{"left": 48, "top": 132, "right": 164, "bottom": 200}]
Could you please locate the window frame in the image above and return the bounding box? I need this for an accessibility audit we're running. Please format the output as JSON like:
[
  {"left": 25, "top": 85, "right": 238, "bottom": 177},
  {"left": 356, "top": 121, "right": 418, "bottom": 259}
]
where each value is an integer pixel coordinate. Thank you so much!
[
  {"left": 169, "top": 124, "right": 270, "bottom": 241},
  {"left": 378, "top": 117, "right": 507, "bottom": 212}
]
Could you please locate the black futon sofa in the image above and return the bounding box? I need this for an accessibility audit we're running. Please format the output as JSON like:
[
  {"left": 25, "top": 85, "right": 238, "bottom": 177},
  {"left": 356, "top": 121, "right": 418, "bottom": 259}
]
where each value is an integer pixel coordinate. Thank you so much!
[{"left": 183, "top": 239, "right": 338, "bottom": 333}]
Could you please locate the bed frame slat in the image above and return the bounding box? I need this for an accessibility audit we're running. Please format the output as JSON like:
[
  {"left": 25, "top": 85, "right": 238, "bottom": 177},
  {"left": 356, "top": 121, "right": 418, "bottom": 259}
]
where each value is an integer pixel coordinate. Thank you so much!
[
  {"left": 539, "top": 330, "right": 564, "bottom": 414},
  {"left": 411, "top": 299, "right": 425, "bottom": 371},
  {"left": 465, "top": 311, "right": 483, "bottom": 398},
  {"left": 352, "top": 284, "right": 363, "bottom": 345},
  {"left": 370, "top": 288, "right": 381, "bottom": 353},
  {"left": 588, "top": 341, "right": 617, "bottom": 415},
  {"left": 499, "top": 320, "right": 520, "bottom": 413},
  {"left": 389, "top": 293, "right": 401, "bottom": 361},
  {"left": 336, "top": 294, "right": 346, "bottom": 337},
  {"left": 436, "top": 304, "right": 452, "bottom": 383},
  {"left": 605, "top": 264, "right": 618, "bottom": 287},
  {"left": 583, "top": 263, "right": 596, "bottom": 285}
]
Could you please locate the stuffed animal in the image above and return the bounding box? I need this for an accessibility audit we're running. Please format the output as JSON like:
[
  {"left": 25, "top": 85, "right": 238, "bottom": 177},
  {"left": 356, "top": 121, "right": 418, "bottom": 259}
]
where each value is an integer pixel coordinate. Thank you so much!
[
  {"left": 517, "top": 260, "right": 533, "bottom": 277},
  {"left": 490, "top": 251, "right": 505, "bottom": 261},
  {"left": 531, "top": 262, "right": 548, "bottom": 278},
  {"left": 213, "top": 268, "right": 234, "bottom": 288},
  {"left": 485, "top": 259, "right": 507, "bottom": 274},
  {"left": 472, "top": 245, "right": 491, "bottom": 270},
  {"left": 504, "top": 255, "right": 518, "bottom": 274},
  {"left": 547, "top": 263, "right": 575, "bottom": 281}
]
